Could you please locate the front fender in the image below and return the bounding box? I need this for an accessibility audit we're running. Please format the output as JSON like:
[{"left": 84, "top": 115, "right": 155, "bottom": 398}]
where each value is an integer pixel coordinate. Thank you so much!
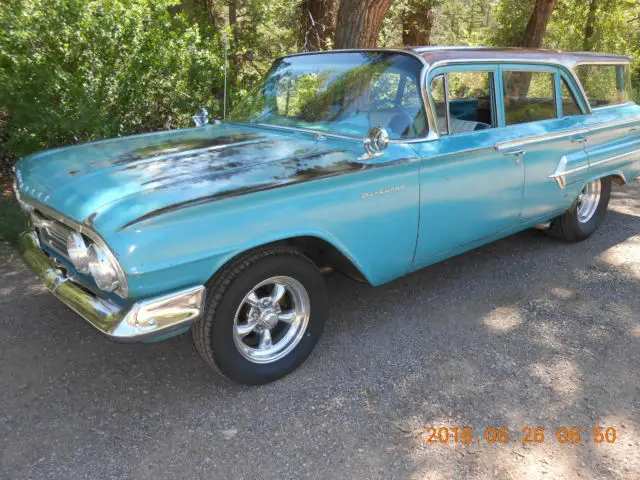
[{"left": 106, "top": 158, "right": 421, "bottom": 300}]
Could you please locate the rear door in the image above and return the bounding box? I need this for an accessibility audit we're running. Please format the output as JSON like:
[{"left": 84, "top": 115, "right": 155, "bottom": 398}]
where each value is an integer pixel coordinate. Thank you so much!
[{"left": 494, "top": 64, "right": 592, "bottom": 223}]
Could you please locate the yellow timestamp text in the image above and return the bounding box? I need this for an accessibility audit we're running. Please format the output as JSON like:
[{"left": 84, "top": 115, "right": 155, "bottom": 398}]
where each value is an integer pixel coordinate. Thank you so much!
[{"left": 423, "top": 426, "right": 618, "bottom": 445}]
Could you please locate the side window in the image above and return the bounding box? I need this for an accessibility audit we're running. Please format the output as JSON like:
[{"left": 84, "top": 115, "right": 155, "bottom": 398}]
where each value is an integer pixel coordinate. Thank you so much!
[
  {"left": 447, "top": 71, "right": 495, "bottom": 133},
  {"left": 560, "top": 78, "right": 583, "bottom": 116},
  {"left": 574, "top": 64, "right": 630, "bottom": 108},
  {"left": 503, "top": 71, "right": 557, "bottom": 125},
  {"left": 430, "top": 75, "right": 448, "bottom": 135}
]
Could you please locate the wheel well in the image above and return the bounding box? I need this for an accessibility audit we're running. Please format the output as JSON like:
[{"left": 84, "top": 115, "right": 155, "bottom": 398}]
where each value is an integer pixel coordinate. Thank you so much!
[
  {"left": 609, "top": 173, "right": 626, "bottom": 185},
  {"left": 272, "top": 236, "right": 369, "bottom": 283}
]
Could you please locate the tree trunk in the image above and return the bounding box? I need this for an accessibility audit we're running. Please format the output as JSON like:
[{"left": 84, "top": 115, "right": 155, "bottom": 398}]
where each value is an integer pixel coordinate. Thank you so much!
[
  {"left": 333, "top": 0, "right": 393, "bottom": 49},
  {"left": 402, "top": 1, "right": 435, "bottom": 46},
  {"left": 583, "top": 0, "right": 598, "bottom": 51},
  {"left": 520, "top": 0, "right": 556, "bottom": 48},
  {"left": 203, "top": 0, "right": 219, "bottom": 25},
  {"left": 300, "top": 0, "right": 335, "bottom": 51}
]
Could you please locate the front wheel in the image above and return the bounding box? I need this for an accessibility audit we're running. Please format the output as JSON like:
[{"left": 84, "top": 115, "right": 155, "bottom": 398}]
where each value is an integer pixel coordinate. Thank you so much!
[
  {"left": 548, "top": 177, "right": 611, "bottom": 242},
  {"left": 192, "top": 246, "right": 327, "bottom": 385}
]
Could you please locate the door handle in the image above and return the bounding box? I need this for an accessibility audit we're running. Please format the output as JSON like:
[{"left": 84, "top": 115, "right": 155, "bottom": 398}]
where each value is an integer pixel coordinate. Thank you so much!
[
  {"left": 502, "top": 149, "right": 525, "bottom": 164},
  {"left": 571, "top": 136, "right": 588, "bottom": 143},
  {"left": 630, "top": 127, "right": 638, "bottom": 133}
]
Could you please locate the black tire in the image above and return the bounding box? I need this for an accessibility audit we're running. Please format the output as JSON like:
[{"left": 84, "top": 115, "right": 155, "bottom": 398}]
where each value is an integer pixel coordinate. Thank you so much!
[
  {"left": 192, "top": 246, "right": 327, "bottom": 385},
  {"left": 548, "top": 176, "right": 611, "bottom": 242}
]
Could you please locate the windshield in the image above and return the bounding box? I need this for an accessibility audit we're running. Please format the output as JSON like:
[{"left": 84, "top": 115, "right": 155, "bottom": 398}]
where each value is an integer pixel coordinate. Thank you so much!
[{"left": 229, "top": 52, "right": 428, "bottom": 139}]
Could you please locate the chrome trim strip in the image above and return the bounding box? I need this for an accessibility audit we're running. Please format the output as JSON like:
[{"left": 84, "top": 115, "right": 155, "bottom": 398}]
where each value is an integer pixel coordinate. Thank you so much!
[
  {"left": 18, "top": 232, "right": 205, "bottom": 342},
  {"left": 590, "top": 148, "right": 640, "bottom": 168},
  {"left": 496, "top": 128, "right": 590, "bottom": 151},
  {"left": 548, "top": 148, "right": 639, "bottom": 188},
  {"left": 17, "top": 195, "right": 129, "bottom": 298},
  {"left": 495, "top": 117, "right": 640, "bottom": 151}
]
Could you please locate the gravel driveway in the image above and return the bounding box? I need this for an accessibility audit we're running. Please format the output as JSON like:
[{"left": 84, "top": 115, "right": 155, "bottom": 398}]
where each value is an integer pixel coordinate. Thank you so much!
[{"left": 1, "top": 182, "right": 639, "bottom": 480}]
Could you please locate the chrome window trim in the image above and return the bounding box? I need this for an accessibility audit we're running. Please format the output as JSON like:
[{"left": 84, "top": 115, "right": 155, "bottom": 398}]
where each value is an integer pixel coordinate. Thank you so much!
[
  {"left": 19, "top": 195, "right": 129, "bottom": 298},
  {"left": 424, "top": 58, "right": 595, "bottom": 115},
  {"left": 495, "top": 116, "right": 640, "bottom": 151}
]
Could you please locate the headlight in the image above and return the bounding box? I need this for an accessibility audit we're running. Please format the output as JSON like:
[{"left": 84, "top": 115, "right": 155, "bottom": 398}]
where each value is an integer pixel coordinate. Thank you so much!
[
  {"left": 66, "top": 232, "right": 90, "bottom": 274},
  {"left": 87, "top": 244, "right": 121, "bottom": 292}
]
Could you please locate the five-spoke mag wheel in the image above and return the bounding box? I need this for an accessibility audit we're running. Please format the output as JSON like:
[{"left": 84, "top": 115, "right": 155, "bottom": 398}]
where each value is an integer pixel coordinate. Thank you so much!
[
  {"left": 192, "top": 246, "right": 327, "bottom": 385},
  {"left": 233, "top": 276, "right": 310, "bottom": 364},
  {"left": 576, "top": 179, "right": 602, "bottom": 224}
]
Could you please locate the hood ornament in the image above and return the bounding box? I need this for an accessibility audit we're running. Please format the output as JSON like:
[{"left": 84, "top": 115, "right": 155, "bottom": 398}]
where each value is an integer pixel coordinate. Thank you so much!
[{"left": 192, "top": 108, "right": 209, "bottom": 127}]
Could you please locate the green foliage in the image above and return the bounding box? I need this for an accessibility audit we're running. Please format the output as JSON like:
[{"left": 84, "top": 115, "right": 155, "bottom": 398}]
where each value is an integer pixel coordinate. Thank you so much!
[
  {"left": 0, "top": 0, "right": 639, "bottom": 176},
  {"left": 0, "top": 197, "right": 25, "bottom": 245},
  {"left": 0, "top": 0, "right": 224, "bottom": 162}
]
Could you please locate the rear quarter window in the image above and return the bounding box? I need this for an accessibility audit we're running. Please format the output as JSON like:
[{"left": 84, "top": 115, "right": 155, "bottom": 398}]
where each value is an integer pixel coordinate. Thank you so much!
[{"left": 574, "top": 64, "right": 631, "bottom": 108}]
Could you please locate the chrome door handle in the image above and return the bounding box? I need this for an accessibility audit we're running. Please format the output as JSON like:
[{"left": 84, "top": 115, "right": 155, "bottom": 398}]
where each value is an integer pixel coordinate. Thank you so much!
[
  {"left": 571, "top": 136, "right": 588, "bottom": 143},
  {"left": 502, "top": 150, "right": 524, "bottom": 164}
]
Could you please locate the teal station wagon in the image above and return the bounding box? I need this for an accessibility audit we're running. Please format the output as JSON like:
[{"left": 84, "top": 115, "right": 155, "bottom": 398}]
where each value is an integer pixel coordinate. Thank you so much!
[{"left": 14, "top": 47, "right": 640, "bottom": 384}]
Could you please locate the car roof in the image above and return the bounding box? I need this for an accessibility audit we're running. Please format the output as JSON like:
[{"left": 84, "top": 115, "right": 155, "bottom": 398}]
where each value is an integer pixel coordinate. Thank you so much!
[
  {"left": 282, "top": 47, "right": 630, "bottom": 70},
  {"left": 404, "top": 46, "right": 630, "bottom": 68}
]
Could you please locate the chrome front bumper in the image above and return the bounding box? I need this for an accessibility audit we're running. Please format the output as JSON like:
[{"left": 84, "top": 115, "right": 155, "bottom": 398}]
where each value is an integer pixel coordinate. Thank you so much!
[{"left": 18, "top": 232, "right": 205, "bottom": 342}]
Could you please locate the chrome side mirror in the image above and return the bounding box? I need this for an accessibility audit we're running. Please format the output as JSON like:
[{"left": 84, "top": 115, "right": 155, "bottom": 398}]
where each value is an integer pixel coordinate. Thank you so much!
[
  {"left": 192, "top": 108, "right": 209, "bottom": 127},
  {"left": 364, "top": 126, "right": 389, "bottom": 157}
]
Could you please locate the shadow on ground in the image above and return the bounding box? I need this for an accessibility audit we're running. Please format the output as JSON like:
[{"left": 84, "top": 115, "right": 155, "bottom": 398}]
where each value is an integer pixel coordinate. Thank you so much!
[{"left": 1, "top": 183, "right": 639, "bottom": 479}]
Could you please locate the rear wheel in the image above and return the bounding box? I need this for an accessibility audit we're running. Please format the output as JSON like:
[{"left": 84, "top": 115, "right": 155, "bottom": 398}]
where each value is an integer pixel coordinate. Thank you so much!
[
  {"left": 548, "top": 177, "right": 611, "bottom": 242},
  {"left": 192, "top": 246, "right": 327, "bottom": 385}
]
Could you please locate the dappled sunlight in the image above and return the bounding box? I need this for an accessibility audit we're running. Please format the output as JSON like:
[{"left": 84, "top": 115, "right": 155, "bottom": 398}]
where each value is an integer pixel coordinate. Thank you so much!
[
  {"left": 599, "top": 235, "right": 640, "bottom": 280},
  {"left": 590, "top": 415, "right": 640, "bottom": 477},
  {"left": 529, "top": 357, "right": 583, "bottom": 400},
  {"left": 483, "top": 305, "right": 523, "bottom": 332},
  {"left": 551, "top": 286, "right": 575, "bottom": 300}
]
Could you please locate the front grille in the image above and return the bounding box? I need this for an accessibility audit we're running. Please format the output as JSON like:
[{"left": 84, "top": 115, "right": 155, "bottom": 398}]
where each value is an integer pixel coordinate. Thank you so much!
[{"left": 31, "top": 210, "right": 73, "bottom": 260}]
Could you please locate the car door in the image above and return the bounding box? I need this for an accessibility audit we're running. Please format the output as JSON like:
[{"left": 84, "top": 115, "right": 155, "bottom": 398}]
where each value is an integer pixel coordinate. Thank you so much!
[
  {"left": 494, "top": 65, "right": 593, "bottom": 224},
  {"left": 411, "top": 64, "right": 525, "bottom": 269}
]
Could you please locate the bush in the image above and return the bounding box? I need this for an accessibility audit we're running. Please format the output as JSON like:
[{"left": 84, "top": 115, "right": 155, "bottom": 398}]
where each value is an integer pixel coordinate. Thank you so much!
[{"left": 0, "top": 0, "right": 224, "bottom": 167}]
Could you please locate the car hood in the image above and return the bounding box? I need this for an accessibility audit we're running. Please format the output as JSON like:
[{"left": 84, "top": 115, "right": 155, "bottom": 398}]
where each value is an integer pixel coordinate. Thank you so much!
[{"left": 15, "top": 123, "right": 360, "bottom": 233}]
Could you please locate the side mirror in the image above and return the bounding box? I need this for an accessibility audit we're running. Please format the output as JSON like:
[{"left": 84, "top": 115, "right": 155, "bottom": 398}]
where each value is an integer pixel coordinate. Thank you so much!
[
  {"left": 364, "top": 126, "right": 389, "bottom": 157},
  {"left": 192, "top": 108, "right": 209, "bottom": 127}
]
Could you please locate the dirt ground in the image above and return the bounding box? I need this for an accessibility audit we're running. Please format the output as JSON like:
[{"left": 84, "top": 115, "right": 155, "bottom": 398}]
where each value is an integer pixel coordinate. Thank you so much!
[{"left": 1, "top": 182, "right": 639, "bottom": 479}]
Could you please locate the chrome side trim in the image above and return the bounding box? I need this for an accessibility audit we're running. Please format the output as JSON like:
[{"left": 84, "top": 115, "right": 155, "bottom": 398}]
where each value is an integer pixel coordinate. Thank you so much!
[
  {"left": 496, "top": 128, "right": 590, "bottom": 151},
  {"left": 548, "top": 148, "right": 640, "bottom": 188},
  {"left": 18, "top": 232, "right": 205, "bottom": 342},
  {"left": 17, "top": 195, "right": 129, "bottom": 298},
  {"left": 589, "top": 148, "right": 640, "bottom": 168},
  {"left": 495, "top": 117, "right": 640, "bottom": 151}
]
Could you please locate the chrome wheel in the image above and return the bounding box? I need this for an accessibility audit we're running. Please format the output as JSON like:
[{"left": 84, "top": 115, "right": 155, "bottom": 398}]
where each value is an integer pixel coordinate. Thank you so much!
[
  {"left": 576, "top": 179, "right": 602, "bottom": 223},
  {"left": 233, "top": 276, "right": 310, "bottom": 364}
]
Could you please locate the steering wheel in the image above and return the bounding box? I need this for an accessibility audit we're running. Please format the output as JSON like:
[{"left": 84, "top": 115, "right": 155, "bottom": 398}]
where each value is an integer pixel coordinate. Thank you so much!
[{"left": 367, "top": 99, "right": 417, "bottom": 138}]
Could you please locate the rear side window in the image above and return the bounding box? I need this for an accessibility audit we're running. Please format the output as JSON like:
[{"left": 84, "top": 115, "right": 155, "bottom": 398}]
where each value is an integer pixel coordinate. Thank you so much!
[
  {"left": 574, "top": 64, "right": 630, "bottom": 108},
  {"left": 503, "top": 71, "right": 557, "bottom": 125},
  {"left": 560, "top": 78, "right": 583, "bottom": 116}
]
